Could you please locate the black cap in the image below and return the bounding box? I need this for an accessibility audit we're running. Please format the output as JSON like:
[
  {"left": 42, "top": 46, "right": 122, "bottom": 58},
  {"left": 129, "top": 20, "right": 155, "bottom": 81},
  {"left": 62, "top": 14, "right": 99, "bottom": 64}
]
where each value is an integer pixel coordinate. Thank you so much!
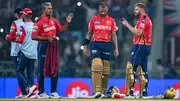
[{"left": 14, "top": 8, "right": 23, "bottom": 14}]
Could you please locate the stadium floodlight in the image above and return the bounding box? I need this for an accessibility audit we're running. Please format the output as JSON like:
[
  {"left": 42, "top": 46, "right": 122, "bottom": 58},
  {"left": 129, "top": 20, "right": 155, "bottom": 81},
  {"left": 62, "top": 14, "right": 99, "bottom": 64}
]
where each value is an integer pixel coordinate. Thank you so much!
[
  {"left": 77, "top": 2, "right": 82, "bottom": 7},
  {"left": 0, "top": 28, "right": 4, "bottom": 33}
]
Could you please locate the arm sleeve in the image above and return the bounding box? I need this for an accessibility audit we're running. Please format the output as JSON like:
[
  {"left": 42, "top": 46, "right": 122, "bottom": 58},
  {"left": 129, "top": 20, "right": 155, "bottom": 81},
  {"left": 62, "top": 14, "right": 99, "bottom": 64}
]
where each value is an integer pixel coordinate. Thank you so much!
[
  {"left": 32, "top": 22, "right": 41, "bottom": 36},
  {"left": 88, "top": 17, "right": 94, "bottom": 30},
  {"left": 54, "top": 19, "right": 62, "bottom": 31},
  {"left": 112, "top": 20, "right": 118, "bottom": 33},
  {"left": 7, "top": 23, "right": 17, "bottom": 41},
  {"left": 16, "top": 26, "right": 25, "bottom": 44}
]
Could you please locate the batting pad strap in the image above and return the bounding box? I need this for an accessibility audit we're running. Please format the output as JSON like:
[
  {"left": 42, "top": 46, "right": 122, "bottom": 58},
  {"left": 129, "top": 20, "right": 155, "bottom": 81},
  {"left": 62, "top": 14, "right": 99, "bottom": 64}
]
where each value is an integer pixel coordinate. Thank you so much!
[
  {"left": 136, "top": 65, "right": 147, "bottom": 97},
  {"left": 125, "top": 61, "right": 134, "bottom": 96},
  {"left": 102, "top": 60, "right": 110, "bottom": 75}
]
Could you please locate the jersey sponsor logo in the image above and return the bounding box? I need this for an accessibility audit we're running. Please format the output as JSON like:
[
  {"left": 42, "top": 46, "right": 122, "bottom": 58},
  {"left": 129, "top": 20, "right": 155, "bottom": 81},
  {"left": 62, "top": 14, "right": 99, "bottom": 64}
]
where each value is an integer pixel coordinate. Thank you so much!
[
  {"left": 94, "top": 20, "right": 100, "bottom": 24},
  {"left": 43, "top": 24, "right": 47, "bottom": 27},
  {"left": 44, "top": 26, "right": 56, "bottom": 32},
  {"left": 10, "top": 29, "right": 14, "bottom": 32},
  {"left": 94, "top": 25, "right": 111, "bottom": 30},
  {"left": 92, "top": 50, "right": 97, "bottom": 54},
  {"left": 103, "top": 52, "right": 111, "bottom": 55}
]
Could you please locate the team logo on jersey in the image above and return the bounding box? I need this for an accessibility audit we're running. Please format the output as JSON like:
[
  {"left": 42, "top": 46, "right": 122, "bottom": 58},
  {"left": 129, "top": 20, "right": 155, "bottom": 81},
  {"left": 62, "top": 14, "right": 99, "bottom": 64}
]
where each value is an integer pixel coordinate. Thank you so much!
[
  {"left": 43, "top": 24, "right": 47, "bottom": 27},
  {"left": 94, "top": 20, "right": 100, "bottom": 24},
  {"left": 106, "top": 20, "right": 111, "bottom": 25},
  {"left": 10, "top": 26, "right": 15, "bottom": 29},
  {"left": 141, "top": 19, "right": 146, "bottom": 23},
  {"left": 140, "top": 23, "right": 145, "bottom": 28}
]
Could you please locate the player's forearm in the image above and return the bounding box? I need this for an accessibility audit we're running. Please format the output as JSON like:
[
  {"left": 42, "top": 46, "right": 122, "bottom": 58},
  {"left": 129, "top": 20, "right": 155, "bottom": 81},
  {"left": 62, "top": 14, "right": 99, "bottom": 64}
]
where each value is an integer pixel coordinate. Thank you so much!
[
  {"left": 112, "top": 32, "right": 118, "bottom": 50},
  {"left": 126, "top": 24, "right": 142, "bottom": 36},
  {"left": 86, "top": 30, "right": 93, "bottom": 40},
  {"left": 31, "top": 36, "right": 48, "bottom": 41},
  {"left": 61, "top": 21, "right": 69, "bottom": 32}
]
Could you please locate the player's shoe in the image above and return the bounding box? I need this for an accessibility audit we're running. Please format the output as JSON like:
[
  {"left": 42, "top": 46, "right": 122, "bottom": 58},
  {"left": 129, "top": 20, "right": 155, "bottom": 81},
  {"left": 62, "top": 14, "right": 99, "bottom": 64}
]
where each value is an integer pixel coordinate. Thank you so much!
[
  {"left": 38, "top": 92, "right": 49, "bottom": 98},
  {"left": 49, "top": 92, "right": 61, "bottom": 98},
  {"left": 99, "top": 94, "right": 106, "bottom": 98},
  {"left": 26, "top": 85, "right": 38, "bottom": 97},
  {"left": 38, "top": 92, "right": 49, "bottom": 99},
  {"left": 93, "top": 92, "right": 102, "bottom": 98},
  {"left": 15, "top": 93, "right": 23, "bottom": 98},
  {"left": 143, "top": 89, "right": 148, "bottom": 97},
  {"left": 125, "top": 95, "right": 135, "bottom": 98},
  {"left": 29, "top": 94, "right": 38, "bottom": 99},
  {"left": 130, "top": 89, "right": 134, "bottom": 96}
]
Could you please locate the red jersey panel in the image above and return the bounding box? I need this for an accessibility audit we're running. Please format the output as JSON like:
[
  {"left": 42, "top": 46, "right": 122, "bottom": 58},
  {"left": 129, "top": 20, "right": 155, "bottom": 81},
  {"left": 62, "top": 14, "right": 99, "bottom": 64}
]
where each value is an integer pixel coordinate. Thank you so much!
[
  {"left": 7, "top": 23, "right": 17, "bottom": 41},
  {"left": 133, "top": 14, "right": 152, "bottom": 45},
  {"left": 32, "top": 15, "right": 62, "bottom": 38},
  {"left": 88, "top": 14, "right": 118, "bottom": 42}
]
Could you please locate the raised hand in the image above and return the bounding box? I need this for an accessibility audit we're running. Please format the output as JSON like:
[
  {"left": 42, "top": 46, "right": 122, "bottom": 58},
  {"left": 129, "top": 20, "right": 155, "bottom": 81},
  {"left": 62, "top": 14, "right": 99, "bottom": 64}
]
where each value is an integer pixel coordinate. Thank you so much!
[
  {"left": 122, "top": 18, "right": 129, "bottom": 27},
  {"left": 66, "top": 13, "right": 74, "bottom": 23}
]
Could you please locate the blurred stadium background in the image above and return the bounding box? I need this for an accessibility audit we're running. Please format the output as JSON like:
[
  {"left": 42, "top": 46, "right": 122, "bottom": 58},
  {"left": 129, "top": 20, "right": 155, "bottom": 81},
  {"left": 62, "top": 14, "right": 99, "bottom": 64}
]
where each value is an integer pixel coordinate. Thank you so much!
[{"left": 0, "top": 0, "right": 179, "bottom": 99}]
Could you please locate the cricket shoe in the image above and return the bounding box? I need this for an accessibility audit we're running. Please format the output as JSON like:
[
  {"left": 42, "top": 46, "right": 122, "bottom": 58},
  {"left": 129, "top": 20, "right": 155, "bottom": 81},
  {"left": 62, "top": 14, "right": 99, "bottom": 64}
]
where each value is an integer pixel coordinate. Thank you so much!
[
  {"left": 15, "top": 93, "right": 23, "bottom": 98},
  {"left": 99, "top": 94, "right": 106, "bottom": 98},
  {"left": 49, "top": 92, "right": 61, "bottom": 99},
  {"left": 125, "top": 95, "right": 135, "bottom": 99},
  {"left": 26, "top": 85, "right": 38, "bottom": 98},
  {"left": 29, "top": 94, "right": 38, "bottom": 99},
  {"left": 38, "top": 92, "right": 49, "bottom": 99},
  {"left": 93, "top": 92, "right": 102, "bottom": 98}
]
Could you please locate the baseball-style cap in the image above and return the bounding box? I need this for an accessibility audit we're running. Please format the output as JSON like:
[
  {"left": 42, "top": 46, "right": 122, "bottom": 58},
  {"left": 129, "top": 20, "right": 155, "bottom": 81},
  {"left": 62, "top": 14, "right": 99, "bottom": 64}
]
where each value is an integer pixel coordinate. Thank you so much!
[
  {"left": 22, "top": 8, "right": 32, "bottom": 15},
  {"left": 14, "top": 8, "right": 23, "bottom": 14}
]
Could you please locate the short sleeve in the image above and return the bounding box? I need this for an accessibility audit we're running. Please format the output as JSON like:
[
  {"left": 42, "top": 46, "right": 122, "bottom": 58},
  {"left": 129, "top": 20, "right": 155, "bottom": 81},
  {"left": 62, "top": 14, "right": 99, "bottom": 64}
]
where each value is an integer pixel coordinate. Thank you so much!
[
  {"left": 53, "top": 19, "right": 62, "bottom": 31},
  {"left": 32, "top": 22, "right": 41, "bottom": 36},
  {"left": 6, "top": 22, "right": 17, "bottom": 41},
  {"left": 88, "top": 17, "right": 94, "bottom": 30},
  {"left": 112, "top": 20, "right": 118, "bottom": 32}
]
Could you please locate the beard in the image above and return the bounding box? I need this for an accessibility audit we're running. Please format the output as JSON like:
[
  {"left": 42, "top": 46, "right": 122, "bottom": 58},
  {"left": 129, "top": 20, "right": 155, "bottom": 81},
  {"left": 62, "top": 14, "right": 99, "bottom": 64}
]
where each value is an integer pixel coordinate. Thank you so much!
[
  {"left": 100, "top": 13, "right": 107, "bottom": 17},
  {"left": 135, "top": 12, "right": 141, "bottom": 18}
]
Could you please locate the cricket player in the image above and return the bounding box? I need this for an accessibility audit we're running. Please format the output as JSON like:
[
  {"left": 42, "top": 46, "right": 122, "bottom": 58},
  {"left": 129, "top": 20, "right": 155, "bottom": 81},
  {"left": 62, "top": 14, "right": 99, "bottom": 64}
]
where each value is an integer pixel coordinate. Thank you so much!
[
  {"left": 83, "top": 2, "right": 119, "bottom": 98},
  {"left": 122, "top": 3, "right": 152, "bottom": 97},
  {"left": 31, "top": 2, "right": 73, "bottom": 98},
  {"left": 15, "top": 8, "right": 38, "bottom": 98},
  {"left": 5, "top": 8, "right": 25, "bottom": 98}
]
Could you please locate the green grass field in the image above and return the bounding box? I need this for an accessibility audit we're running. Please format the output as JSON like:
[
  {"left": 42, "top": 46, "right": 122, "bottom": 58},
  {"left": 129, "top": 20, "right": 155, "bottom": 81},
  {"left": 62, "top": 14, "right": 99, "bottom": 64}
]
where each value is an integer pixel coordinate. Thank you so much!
[{"left": 0, "top": 98, "right": 179, "bottom": 101}]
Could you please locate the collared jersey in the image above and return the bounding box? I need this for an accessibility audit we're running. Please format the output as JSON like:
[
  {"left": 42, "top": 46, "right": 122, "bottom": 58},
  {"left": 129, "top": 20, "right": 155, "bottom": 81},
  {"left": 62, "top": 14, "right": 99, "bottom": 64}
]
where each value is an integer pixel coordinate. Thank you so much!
[
  {"left": 133, "top": 14, "right": 152, "bottom": 45},
  {"left": 32, "top": 15, "right": 62, "bottom": 38},
  {"left": 88, "top": 14, "right": 118, "bottom": 42}
]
